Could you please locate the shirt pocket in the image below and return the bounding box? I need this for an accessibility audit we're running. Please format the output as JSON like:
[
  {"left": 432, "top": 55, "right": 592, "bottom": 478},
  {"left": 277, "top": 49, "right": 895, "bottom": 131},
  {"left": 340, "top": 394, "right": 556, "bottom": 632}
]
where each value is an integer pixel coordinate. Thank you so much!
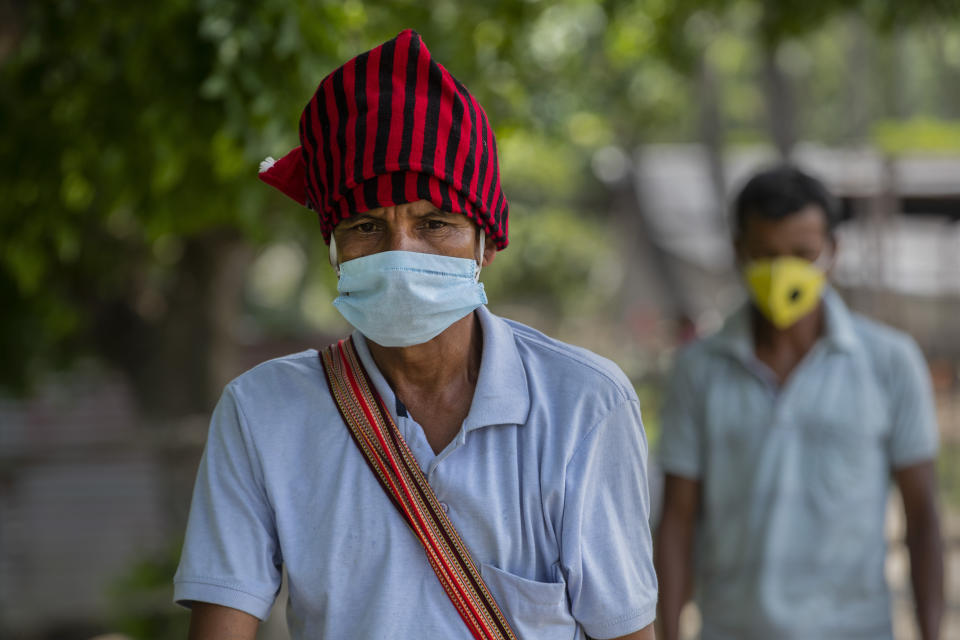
[{"left": 480, "top": 563, "right": 578, "bottom": 640}]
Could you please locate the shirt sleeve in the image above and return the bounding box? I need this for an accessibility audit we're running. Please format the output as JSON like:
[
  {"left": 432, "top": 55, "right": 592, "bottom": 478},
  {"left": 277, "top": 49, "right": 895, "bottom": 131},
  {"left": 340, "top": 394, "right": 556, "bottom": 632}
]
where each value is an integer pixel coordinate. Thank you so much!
[
  {"left": 561, "top": 399, "right": 658, "bottom": 639},
  {"left": 885, "top": 335, "right": 939, "bottom": 469},
  {"left": 173, "top": 384, "right": 281, "bottom": 619},
  {"left": 658, "top": 349, "right": 703, "bottom": 479}
]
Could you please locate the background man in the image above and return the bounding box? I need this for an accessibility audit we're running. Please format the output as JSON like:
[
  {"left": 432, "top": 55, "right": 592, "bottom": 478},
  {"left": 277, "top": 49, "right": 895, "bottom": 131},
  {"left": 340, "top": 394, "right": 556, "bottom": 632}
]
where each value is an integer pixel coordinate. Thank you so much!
[
  {"left": 656, "top": 165, "right": 943, "bottom": 640},
  {"left": 174, "top": 30, "right": 657, "bottom": 640}
]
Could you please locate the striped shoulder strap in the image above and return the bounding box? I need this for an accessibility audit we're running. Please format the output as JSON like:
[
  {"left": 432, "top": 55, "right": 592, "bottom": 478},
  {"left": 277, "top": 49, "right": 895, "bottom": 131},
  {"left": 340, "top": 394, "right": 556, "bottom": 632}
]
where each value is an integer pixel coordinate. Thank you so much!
[{"left": 319, "top": 337, "right": 518, "bottom": 640}]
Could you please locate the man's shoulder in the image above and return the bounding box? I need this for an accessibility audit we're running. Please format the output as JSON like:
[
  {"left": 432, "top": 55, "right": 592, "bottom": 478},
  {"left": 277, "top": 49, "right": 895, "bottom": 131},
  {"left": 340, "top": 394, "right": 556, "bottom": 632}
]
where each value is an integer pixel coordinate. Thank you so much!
[
  {"left": 667, "top": 331, "right": 729, "bottom": 378},
  {"left": 847, "top": 312, "right": 926, "bottom": 376},
  {"left": 501, "top": 316, "right": 635, "bottom": 403},
  {"left": 849, "top": 311, "right": 915, "bottom": 349},
  {"left": 225, "top": 348, "right": 323, "bottom": 399}
]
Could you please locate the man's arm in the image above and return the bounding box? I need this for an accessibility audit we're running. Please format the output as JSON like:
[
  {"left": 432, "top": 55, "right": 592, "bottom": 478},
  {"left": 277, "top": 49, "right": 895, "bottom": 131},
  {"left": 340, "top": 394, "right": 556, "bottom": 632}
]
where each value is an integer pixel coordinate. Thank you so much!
[
  {"left": 654, "top": 474, "right": 700, "bottom": 640},
  {"left": 187, "top": 602, "right": 260, "bottom": 640},
  {"left": 894, "top": 460, "right": 943, "bottom": 640}
]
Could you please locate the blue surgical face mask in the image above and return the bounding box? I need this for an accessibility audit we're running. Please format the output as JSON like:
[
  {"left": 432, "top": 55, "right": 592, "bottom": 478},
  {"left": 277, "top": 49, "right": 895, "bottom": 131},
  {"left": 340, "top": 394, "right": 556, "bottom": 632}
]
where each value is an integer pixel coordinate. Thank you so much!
[{"left": 331, "top": 235, "right": 487, "bottom": 347}]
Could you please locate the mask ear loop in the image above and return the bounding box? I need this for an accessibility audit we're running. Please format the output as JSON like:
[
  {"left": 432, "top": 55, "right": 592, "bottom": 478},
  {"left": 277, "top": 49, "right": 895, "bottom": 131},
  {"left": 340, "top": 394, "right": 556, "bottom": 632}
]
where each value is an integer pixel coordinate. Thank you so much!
[
  {"left": 474, "top": 229, "right": 485, "bottom": 282},
  {"left": 329, "top": 235, "right": 340, "bottom": 277}
]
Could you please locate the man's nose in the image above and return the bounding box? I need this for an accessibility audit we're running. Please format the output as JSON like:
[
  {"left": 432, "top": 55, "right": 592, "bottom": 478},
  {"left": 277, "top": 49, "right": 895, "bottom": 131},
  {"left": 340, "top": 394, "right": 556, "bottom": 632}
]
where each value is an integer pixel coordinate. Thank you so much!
[{"left": 386, "top": 228, "right": 418, "bottom": 252}]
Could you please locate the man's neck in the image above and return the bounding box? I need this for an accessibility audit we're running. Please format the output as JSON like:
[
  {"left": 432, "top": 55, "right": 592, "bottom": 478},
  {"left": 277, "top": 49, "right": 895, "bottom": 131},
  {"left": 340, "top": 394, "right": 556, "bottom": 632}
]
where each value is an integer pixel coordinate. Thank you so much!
[
  {"left": 366, "top": 311, "right": 483, "bottom": 400},
  {"left": 366, "top": 312, "right": 484, "bottom": 453},
  {"left": 751, "top": 301, "right": 826, "bottom": 383}
]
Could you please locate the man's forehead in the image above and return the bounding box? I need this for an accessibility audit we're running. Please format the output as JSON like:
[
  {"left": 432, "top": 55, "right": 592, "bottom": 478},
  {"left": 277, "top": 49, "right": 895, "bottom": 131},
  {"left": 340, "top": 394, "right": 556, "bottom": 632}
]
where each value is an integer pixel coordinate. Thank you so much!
[
  {"left": 344, "top": 201, "right": 467, "bottom": 222},
  {"left": 742, "top": 205, "right": 828, "bottom": 237},
  {"left": 739, "top": 207, "right": 832, "bottom": 257}
]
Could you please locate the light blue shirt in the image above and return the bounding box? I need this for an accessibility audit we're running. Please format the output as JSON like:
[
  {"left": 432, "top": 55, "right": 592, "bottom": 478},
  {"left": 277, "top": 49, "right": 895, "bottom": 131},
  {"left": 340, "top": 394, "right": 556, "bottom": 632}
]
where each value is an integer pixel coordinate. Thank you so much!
[
  {"left": 659, "top": 288, "right": 939, "bottom": 640},
  {"left": 175, "top": 306, "right": 657, "bottom": 639}
]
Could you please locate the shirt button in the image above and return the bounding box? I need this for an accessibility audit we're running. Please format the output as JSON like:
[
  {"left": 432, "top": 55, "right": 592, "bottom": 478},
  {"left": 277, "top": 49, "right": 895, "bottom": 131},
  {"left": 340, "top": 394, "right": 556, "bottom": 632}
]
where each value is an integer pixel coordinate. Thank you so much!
[{"left": 440, "top": 502, "right": 449, "bottom": 513}]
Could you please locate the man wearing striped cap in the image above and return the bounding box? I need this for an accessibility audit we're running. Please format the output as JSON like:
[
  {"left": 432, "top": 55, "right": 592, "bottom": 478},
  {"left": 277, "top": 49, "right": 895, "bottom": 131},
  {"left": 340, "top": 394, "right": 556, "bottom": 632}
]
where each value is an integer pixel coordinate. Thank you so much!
[{"left": 174, "top": 30, "right": 657, "bottom": 640}]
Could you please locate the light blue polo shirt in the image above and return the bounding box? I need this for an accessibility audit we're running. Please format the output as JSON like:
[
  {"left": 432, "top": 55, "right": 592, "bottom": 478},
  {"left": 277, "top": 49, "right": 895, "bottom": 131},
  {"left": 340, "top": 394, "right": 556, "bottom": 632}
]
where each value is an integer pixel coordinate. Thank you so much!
[
  {"left": 174, "top": 305, "right": 658, "bottom": 639},
  {"left": 659, "top": 288, "right": 938, "bottom": 640}
]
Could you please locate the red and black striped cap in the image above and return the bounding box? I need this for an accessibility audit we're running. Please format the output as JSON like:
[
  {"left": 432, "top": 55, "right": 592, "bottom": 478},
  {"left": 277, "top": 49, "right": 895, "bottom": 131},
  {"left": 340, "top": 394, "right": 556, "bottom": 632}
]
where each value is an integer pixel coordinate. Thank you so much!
[{"left": 259, "top": 29, "right": 509, "bottom": 249}]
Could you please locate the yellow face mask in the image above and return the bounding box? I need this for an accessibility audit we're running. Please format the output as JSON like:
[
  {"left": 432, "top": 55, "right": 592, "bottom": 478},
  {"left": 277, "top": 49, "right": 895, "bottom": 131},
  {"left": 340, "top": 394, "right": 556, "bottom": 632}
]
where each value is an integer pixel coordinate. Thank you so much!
[{"left": 743, "top": 256, "right": 827, "bottom": 329}]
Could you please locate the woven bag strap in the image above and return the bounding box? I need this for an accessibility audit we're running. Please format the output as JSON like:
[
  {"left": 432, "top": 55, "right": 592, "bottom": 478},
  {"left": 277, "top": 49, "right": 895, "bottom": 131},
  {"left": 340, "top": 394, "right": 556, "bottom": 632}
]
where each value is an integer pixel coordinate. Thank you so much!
[{"left": 319, "top": 338, "right": 517, "bottom": 640}]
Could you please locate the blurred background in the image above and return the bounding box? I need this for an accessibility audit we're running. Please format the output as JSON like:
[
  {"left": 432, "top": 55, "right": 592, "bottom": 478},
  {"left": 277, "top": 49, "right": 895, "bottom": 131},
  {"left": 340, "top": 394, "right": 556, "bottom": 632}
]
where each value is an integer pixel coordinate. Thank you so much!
[{"left": 1, "top": 1, "right": 959, "bottom": 638}]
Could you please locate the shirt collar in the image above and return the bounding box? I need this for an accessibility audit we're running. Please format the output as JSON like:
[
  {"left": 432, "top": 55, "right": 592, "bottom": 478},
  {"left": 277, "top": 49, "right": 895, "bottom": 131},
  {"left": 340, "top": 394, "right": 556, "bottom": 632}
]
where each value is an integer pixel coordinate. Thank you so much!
[
  {"left": 710, "top": 285, "right": 859, "bottom": 363},
  {"left": 463, "top": 306, "right": 531, "bottom": 430},
  {"left": 350, "top": 305, "right": 530, "bottom": 432},
  {"left": 820, "top": 287, "right": 859, "bottom": 352}
]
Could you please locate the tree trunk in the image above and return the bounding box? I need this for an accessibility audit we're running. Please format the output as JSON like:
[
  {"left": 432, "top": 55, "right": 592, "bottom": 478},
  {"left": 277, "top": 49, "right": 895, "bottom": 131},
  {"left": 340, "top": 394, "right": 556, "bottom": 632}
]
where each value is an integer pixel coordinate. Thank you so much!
[
  {"left": 761, "top": 40, "right": 797, "bottom": 160},
  {"left": 696, "top": 51, "right": 729, "bottom": 235},
  {"left": 93, "top": 231, "right": 252, "bottom": 419},
  {"left": 843, "top": 14, "right": 870, "bottom": 144},
  {"left": 881, "top": 27, "right": 910, "bottom": 120},
  {"left": 0, "top": 0, "right": 23, "bottom": 64}
]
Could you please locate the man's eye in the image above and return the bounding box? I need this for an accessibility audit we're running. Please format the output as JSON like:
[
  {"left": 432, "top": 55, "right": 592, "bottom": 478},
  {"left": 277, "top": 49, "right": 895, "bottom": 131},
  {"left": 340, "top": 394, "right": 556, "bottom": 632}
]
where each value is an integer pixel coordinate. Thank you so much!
[
  {"left": 425, "top": 219, "right": 447, "bottom": 230},
  {"left": 353, "top": 222, "right": 377, "bottom": 233}
]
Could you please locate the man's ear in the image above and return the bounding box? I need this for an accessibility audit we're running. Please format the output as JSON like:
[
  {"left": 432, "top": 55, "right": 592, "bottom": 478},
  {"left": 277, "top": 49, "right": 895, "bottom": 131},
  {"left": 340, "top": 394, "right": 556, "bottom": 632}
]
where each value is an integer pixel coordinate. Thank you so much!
[
  {"left": 329, "top": 234, "right": 339, "bottom": 268},
  {"left": 823, "top": 234, "right": 839, "bottom": 276},
  {"left": 733, "top": 236, "right": 746, "bottom": 267},
  {"left": 481, "top": 235, "right": 497, "bottom": 267}
]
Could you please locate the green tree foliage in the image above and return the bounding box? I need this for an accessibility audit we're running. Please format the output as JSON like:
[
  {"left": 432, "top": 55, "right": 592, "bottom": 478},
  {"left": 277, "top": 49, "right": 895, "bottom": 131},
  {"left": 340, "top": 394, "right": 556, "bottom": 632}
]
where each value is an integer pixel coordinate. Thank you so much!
[
  {"left": 0, "top": 0, "right": 685, "bottom": 413},
  {"left": 647, "top": 0, "right": 960, "bottom": 155},
  {"left": 1, "top": 1, "right": 329, "bottom": 408},
  {"left": 873, "top": 117, "right": 960, "bottom": 153},
  {"left": 107, "top": 542, "right": 189, "bottom": 640},
  {"left": 2, "top": 0, "right": 959, "bottom": 414},
  {"left": 652, "top": 0, "right": 959, "bottom": 62}
]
